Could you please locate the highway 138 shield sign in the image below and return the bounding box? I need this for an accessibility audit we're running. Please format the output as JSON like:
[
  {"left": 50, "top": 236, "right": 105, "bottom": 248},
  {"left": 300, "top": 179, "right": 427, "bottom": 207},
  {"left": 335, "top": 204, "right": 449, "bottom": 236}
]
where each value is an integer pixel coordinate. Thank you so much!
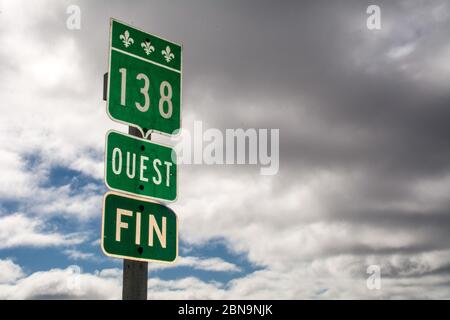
[{"left": 106, "top": 18, "right": 182, "bottom": 136}]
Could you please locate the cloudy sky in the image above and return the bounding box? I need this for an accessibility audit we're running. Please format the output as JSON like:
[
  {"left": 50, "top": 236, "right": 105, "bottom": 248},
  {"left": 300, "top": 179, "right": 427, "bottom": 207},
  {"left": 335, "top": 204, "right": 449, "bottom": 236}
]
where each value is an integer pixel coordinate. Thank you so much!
[{"left": 1, "top": 0, "right": 450, "bottom": 299}]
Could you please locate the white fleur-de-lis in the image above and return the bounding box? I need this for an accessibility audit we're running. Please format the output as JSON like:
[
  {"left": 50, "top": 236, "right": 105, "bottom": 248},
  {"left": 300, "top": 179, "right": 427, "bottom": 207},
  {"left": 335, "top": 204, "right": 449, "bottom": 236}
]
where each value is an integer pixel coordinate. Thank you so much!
[
  {"left": 119, "top": 30, "right": 134, "bottom": 48},
  {"left": 141, "top": 40, "right": 155, "bottom": 55},
  {"left": 161, "top": 45, "right": 175, "bottom": 62}
]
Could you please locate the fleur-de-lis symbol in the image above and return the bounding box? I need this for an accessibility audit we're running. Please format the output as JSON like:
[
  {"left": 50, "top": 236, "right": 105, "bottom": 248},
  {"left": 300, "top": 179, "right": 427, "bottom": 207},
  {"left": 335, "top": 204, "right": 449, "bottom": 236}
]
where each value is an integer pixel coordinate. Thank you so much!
[
  {"left": 141, "top": 40, "right": 155, "bottom": 55},
  {"left": 161, "top": 45, "right": 175, "bottom": 62},
  {"left": 119, "top": 30, "right": 134, "bottom": 48}
]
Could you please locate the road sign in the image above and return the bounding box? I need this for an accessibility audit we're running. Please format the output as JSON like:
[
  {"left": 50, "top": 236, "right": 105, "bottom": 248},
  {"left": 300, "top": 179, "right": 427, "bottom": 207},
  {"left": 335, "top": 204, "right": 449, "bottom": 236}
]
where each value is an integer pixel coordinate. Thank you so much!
[
  {"left": 107, "top": 18, "right": 182, "bottom": 136},
  {"left": 105, "top": 130, "right": 177, "bottom": 202},
  {"left": 102, "top": 191, "right": 178, "bottom": 263}
]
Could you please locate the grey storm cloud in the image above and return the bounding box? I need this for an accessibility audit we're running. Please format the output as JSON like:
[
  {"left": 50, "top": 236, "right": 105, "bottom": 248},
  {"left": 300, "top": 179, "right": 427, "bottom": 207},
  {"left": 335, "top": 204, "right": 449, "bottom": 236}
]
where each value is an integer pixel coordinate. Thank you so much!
[{"left": 79, "top": 0, "right": 450, "bottom": 263}]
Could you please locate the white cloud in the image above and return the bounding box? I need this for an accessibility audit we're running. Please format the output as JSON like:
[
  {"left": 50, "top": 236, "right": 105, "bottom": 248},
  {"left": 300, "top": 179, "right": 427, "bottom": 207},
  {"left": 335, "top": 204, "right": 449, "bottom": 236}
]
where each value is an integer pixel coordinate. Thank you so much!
[
  {"left": 1, "top": 251, "right": 449, "bottom": 299},
  {"left": 63, "top": 249, "right": 96, "bottom": 261},
  {"left": 0, "top": 0, "right": 117, "bottom": 189},
  {"left": 386, "top": 43, "right": 416, "bottom": 60},
  {"left": 0, "top": 263, "right": 224, "bottom": 300},
  {"left": 0, "top": 1, "right": 112, "bottom": 222},
  {"left": 147, "top": 277, "right": 226, "bottom": 299},
  {"left": 0, "top": 213, "right": 85, "bottom": 249},
  {"left": 0, "top": 259, "right": 25, "bottom": 284},
  {"left": 0, "top": 266, "right": 122, "bottom": 300},
  {"left": 28, "top": 184, "right": 103, "bottom": 220},
  {"left": 0, "top": 149, "right": 36, "bottom": 199},
  {"left": 149, "top": 256, "right": 241, "bottom": 273}
]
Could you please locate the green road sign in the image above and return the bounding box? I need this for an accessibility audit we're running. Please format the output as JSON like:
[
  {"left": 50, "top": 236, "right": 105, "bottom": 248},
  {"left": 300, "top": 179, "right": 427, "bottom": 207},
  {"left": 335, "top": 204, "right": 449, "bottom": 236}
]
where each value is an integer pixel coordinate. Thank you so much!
[
  {"left": 105, "top": 130, "right": 177, "bottom": 202},
  {"left": 107, "top": 18, "right": 182, "bottom": 136},
  {"left": 102, "top": 191, "right": 178, "bottom": 263}
]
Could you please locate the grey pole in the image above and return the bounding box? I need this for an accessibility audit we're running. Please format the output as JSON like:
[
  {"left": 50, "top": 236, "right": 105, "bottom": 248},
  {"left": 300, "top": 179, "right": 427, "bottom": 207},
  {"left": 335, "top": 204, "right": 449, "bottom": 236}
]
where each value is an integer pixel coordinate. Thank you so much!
[
  {"left": 122, "top": 258, "right": 148, "bottom": 300},
  {"left": 122, "top": 126, "right": 149, "bottom": 300},
  {"left": 104, "top": 73, "right": 149, "bottom": 300}
]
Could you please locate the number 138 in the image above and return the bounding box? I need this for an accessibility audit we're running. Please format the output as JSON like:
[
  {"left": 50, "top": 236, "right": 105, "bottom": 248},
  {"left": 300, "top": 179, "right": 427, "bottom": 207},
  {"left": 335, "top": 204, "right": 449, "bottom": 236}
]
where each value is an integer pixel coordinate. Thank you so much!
[{"left": 119, "top": 68, "right": 173, "bottom": 119}]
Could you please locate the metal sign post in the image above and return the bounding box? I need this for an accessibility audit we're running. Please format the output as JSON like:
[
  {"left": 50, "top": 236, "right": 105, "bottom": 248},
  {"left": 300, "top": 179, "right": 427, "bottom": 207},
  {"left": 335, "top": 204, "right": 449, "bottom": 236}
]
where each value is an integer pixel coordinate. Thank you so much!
[{"left": 122, "top": 126, "right": 148, "bottom": 300}]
